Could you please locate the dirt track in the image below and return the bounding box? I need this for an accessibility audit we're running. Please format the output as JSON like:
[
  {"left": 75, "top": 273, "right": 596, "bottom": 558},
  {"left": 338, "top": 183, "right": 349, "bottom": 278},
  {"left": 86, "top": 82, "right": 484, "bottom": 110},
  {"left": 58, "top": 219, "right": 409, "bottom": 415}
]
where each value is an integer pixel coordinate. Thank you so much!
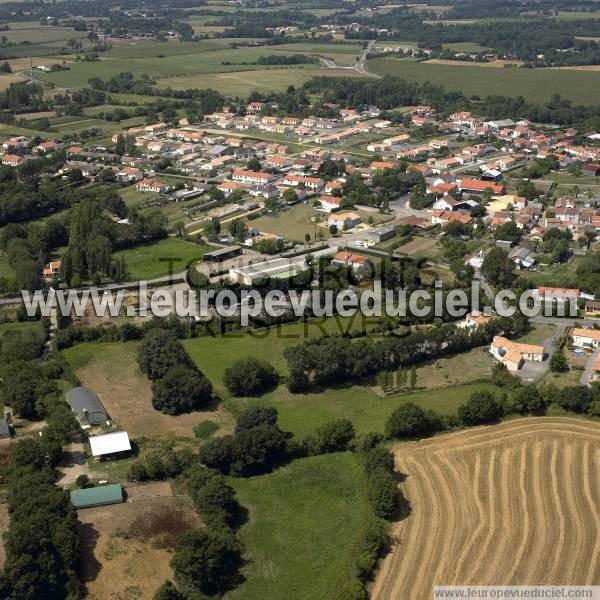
[{"left": 372, "top": 417, "right": 600, "bottom": 599}]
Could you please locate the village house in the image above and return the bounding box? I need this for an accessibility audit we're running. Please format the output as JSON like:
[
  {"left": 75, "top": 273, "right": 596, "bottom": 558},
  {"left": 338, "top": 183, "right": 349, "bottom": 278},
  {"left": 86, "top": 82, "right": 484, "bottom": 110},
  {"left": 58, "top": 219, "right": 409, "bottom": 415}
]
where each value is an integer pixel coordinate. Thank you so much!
[
  {"left": 232, "top": 169, "right": 275, "bottom": 185},
  {"left": 42, "top": 260, "right": 62, "bottom": 281},
  {"left": 585, "top": 300, "right": 600, "bottom": 318},
  {"left": 490, "top": 336, "right": 545, "bottom": 371},
  {"left": 317, "top": 195, "right": 342, "bottom": 212},
  {"left": 135, "top": 178, "right": 166, "bottom": 193},
  {"left": 282, "top": 174, "right": 324, "bottom": 191},
  {"left": 331, "top": 251, "right": 373, "bottom": 279},
  {"left": 35, "top": 140, "right": 61, "bottom": 154},
  {"left": 116, "top": 167, "right": 144, "bottom": 182},
  {"left": 328, "top": 211, "right": 361, "bottom": 230},
  {"left": 572, "top": 328, "right": 600, "bottom": 349},
  {"left": 1, "top": 154, "right": 23, "bottom": 167}
]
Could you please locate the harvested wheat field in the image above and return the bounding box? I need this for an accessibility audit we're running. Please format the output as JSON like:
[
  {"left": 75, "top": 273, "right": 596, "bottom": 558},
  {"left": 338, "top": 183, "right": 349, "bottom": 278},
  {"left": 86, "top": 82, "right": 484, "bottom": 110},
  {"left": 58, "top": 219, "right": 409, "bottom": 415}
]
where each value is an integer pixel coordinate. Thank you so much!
[{"left": 372, "top": 417, "right": 600, "bottom": 600}]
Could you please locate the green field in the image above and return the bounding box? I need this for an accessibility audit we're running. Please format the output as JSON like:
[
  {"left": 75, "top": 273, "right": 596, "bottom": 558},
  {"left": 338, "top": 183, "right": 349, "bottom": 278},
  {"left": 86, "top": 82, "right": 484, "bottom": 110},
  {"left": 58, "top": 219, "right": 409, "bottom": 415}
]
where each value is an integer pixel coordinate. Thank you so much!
[
  {"left": 0, "top": 27, "right": 86, "bottom": 45},
  {"left": 225, "top": 382, "right": 501, "bottom": 438},
  {"left": 0, "top": 320, "right": 43, "bottom": 338},
  {"left": 114, "top": 237, "right": 214, "bottom": 280},
  {"left": 227, "top": 452, "right": 372, "bottom": 600},
  {"left": 366, "top": 58, "right": 600, "bottom": 104}
]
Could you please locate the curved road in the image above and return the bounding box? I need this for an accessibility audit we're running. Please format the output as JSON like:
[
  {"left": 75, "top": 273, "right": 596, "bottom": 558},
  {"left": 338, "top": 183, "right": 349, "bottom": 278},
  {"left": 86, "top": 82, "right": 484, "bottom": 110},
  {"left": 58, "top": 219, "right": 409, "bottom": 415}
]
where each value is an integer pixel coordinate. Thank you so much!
[{"left": 319, "top": 40, "right": 380, "bottom": 78}]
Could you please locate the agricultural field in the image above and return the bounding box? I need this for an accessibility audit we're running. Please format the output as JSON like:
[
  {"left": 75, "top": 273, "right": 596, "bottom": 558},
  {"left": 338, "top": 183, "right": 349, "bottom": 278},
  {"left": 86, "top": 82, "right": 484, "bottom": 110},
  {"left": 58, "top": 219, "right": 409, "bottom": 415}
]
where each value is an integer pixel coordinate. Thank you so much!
[
  {"left": 63, "top": 341, "right": 234, "bottom": 438},
  {"left": 373, "top": 417, "right": 600, "bottom": 599},
  {"left": 34, "top": 41, "right": 359, "bottom": 89},
  {"left": 114, "top": 237, "right": 215, "bottom": 280},
  {"left": 158, "top": 67, "right": 357, "bottom": 96},
  {"left": 366, "top": 58, "right": 600, "bottom": 104},
  {"left": 227, "top": 452, "right": 372, "bottom": 600}
]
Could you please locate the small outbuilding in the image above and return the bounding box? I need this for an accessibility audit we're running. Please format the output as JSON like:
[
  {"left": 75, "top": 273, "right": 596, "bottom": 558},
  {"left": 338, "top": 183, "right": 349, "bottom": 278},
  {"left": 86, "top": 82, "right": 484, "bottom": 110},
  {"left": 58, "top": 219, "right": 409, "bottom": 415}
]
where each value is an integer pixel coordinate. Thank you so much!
[
  {"left": 0, "top": 419, "right": 10, "bottom": 439},
  {"left": 70, "top": 484, "right": 123, "bottom": 509},
  {"left": 89, "top": 431, "right": 132, "bottom": 461},
  {"left": 203, "top": 245, "right": 242, "bottom": 262}
]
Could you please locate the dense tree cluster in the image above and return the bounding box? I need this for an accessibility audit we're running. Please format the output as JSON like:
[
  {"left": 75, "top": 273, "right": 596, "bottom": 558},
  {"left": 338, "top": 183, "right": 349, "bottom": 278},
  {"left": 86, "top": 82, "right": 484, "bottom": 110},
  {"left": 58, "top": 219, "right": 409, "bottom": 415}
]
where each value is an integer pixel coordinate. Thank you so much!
[
  {"left": 198, "top": 406, "right": 288, "bottom": 476},
  {"left": 284, "top": 317, "right": 528, "bottom": 392},
  {"left": 139, "top": 329, "right": 213, "bottom": 414}
]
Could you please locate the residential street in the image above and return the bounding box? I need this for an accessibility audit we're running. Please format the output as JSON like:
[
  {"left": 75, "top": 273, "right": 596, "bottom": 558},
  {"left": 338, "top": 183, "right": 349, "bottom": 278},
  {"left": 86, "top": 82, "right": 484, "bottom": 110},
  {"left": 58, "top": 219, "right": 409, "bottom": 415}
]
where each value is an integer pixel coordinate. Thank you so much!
[{"left": 581, "top": 346, "right": 600, "bottom": 386}]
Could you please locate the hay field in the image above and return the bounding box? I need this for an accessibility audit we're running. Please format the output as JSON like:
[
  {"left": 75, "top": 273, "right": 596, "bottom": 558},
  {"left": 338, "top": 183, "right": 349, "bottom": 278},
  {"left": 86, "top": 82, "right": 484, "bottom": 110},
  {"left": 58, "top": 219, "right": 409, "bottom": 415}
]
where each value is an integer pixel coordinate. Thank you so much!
[{"left": 373, "top": 417, "right": 600, "bottom": 599}]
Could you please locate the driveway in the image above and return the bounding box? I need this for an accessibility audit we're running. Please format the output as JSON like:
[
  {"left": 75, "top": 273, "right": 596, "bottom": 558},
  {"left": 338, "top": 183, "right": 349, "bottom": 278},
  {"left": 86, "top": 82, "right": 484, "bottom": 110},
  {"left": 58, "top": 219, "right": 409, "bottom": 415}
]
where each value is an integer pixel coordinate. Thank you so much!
[
  {"left": 581, "top": 346, "right": 600, "bottom": 386},
  {"left": 515, "top": 323, "right": 568, "bottom": 383}
]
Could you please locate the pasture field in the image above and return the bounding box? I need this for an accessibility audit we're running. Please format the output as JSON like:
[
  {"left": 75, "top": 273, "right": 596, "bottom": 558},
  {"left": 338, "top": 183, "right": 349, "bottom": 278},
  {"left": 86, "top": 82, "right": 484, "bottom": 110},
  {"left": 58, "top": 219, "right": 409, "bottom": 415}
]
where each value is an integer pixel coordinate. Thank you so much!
[
  {"left": 393, "top": 235, "right": 440, "bottom": 258},
  {"left": 373, "top": 417, "right": 600, "bottom": 599},
  {"left": 63, "top": 341, "right": 234, "bottom": 438},
  {"left": 114, "top": 237, "right": 214, "bottom": 280},
  {"left": 227, "top": 452, "right": 373, "bottom": 600},
  {"left": 225, "top": 382, "right": 501, "bottom": 438},
  {"left": 366, "top": 58, "right": 600, "bottom": 104},
  {"left": 0, "top": 26, "right": 86, "bottom": 45}
]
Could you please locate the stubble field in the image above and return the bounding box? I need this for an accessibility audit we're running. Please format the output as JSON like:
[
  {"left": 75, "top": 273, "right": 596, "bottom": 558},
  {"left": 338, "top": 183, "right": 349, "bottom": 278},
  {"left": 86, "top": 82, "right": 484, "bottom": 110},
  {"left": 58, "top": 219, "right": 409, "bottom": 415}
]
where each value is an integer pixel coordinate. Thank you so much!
[{"left": 373, "top": 417, "right": 600, "bottom": 599}]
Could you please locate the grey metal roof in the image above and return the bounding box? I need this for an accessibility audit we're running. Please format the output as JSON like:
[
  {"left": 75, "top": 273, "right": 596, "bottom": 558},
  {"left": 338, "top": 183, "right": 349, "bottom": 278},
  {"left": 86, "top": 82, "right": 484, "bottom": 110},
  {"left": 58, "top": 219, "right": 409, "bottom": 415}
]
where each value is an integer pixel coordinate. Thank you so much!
[
  {"left": 67, "top": 387, "right": 108, "bottom": 426},
  {"left": 0, "top": 419, "right": 10, "bottom": 437}
]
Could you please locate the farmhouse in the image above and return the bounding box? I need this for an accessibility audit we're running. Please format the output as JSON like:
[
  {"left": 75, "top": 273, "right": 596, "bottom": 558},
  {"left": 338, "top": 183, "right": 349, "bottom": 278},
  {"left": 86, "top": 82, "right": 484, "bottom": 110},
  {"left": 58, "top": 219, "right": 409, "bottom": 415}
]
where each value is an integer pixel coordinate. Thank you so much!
[
  {"left": 318, "top": 195, "right": 342, "bottom": 212},
  {"left": 42, "top": 259, "right": 62, "bottom": 281},
  {"left": 464, "top": 310, "right": 493, "bottom": 328},
  {"left": 572, "top": 328, "right": 600, "bottom": 349},
  {"left": 70, "top": 484, "right": 124, "bottom": 509},
  {"left": 88, "top": 431, "right": 132, "bottom": 461},
  {"left": 490, "top": 336, "right": 544, "bottom": 371},
  {"left": 67, "top": 387, "right": 109, "bottom": 428}
]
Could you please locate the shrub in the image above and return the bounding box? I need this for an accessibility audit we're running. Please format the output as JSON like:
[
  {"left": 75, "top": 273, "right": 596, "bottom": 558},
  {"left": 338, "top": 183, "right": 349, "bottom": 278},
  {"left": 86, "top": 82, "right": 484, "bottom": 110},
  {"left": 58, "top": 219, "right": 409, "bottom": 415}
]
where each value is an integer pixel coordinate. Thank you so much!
[
  {"left": 138, "top": 329, "right": 191, "bottom": 380},
  {"left": 458, "top": 391, "right": 503, "bottom": 425},
  {"left": 223, "top": 358, "right": 279, "bottom": 396},
  {"left": 151, "top": 365, "right": 212, "bottom": 415},
  {"left": 385, "top": 402, "right": 435, "bottom": 439}
]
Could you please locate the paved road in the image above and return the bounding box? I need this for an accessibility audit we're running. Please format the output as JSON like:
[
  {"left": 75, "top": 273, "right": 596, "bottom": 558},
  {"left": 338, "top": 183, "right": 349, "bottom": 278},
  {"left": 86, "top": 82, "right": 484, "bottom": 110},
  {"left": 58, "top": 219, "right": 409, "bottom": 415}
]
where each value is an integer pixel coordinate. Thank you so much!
[
  {"left": 319, "top": 40, "right": 380, "bottom": 78},
  {"left": 581, "top": 346, "right": 600, "bottom": 386},
  {"left": 516, "top": 322, "right": 568, "bottom": 383}
]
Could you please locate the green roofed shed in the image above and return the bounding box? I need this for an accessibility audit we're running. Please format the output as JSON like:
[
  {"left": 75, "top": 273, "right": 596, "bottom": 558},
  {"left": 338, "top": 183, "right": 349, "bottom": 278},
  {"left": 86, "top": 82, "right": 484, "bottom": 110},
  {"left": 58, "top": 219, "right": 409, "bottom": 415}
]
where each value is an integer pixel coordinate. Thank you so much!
[{"left": 70, "top": 484, "right": 123, "bottom": 509}]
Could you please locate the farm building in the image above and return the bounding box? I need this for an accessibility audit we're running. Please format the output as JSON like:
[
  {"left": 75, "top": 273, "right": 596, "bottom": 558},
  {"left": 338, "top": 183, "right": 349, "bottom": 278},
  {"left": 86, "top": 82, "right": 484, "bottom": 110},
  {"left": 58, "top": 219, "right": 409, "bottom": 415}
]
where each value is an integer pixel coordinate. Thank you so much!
[
  {"left": 67, "top": 387, "right": 109, "bottom": 429},
  {"left": 70, "top": 484, "right": 123, "bottom": 509},
  {"left": 203, "top": 245, "right": 242, "bottom": 262},
  {"left": 88, "top": 431, "right": 132, "bottom": 461}
]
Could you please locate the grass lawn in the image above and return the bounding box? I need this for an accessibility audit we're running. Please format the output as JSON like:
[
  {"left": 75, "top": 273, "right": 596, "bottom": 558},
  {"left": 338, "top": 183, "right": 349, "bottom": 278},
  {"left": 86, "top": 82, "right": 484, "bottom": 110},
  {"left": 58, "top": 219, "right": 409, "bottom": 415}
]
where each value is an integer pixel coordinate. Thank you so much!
[
  {"left": 514, "top": 322, "right": 556, "bottom": 344},
  {"left": 518, "top": 256, "right": 583, "bottom": 287},
  {"left": 249, "top": 204, "right": 390, "bottom": 243},
  {"left": 114, "top": 237, "right": 215, "bottom": 280},
  {"left": 366, "top": 58, "right": 600, "bottom": 104},
  {"left": 227, "top": 452, "right": 372, "bottom": 600},
  {"left": 224, "top": 382, "right": 501, "bottom": 438},
  {"left": 184, "top": 314, "right": 386, "bottom": 390},
  {"left": 0, "top": 253, "right": 14, "bottom": 278}
]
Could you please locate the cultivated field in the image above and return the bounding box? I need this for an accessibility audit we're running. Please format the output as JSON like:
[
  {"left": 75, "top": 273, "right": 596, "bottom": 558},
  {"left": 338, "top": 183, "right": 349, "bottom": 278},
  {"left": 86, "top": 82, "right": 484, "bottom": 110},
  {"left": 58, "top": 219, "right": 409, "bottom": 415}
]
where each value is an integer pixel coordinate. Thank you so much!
[
  {"left": 373, "top": 417, "right": 600, "bottom": 599},
  {"left": 366, "top": 58, "right": 600, "bottom": 104}
]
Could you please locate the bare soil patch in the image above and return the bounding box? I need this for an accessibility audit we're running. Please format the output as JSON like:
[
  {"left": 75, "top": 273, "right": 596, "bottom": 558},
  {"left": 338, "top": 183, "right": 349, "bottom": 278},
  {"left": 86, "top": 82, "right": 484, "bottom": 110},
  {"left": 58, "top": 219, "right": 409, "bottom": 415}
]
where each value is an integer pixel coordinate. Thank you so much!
[
  {"left": 73, "top": 343, "right": 233, "bottom": 438},
  {"left": 78, "top": 487, "right": 199, "bottom": 600}
]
